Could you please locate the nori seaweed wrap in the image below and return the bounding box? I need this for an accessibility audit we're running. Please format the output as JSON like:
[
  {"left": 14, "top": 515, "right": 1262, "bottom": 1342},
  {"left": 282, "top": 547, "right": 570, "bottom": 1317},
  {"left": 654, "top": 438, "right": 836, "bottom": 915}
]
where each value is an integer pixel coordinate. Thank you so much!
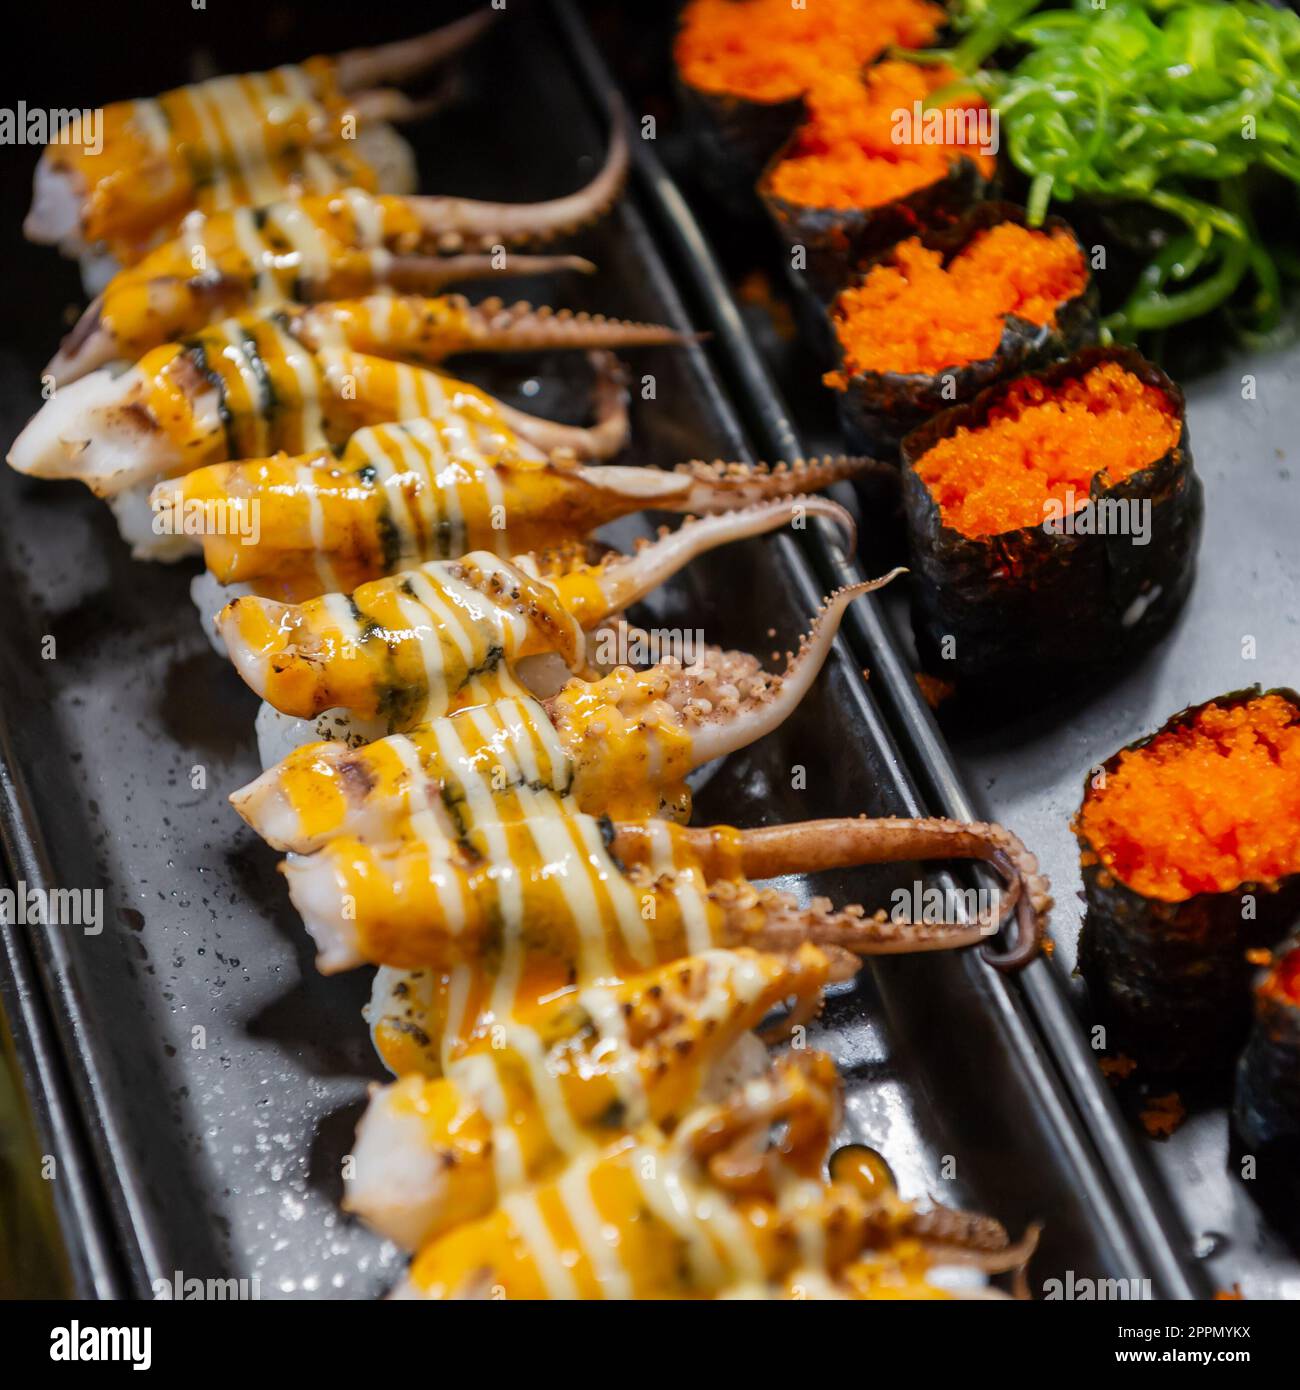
[
  {"left": 824, "top": 203, "right": 1098, "bottom": 458},
  {"left": 1234, "top": 936, "right": 1300, "bottom": 1163},
  {"left": 899, "top": 347, "right": 1201, "bottom": 691},
  {"left": 761, "top": 148, "right": 990, "bottom": 304},
  {"left": 675, "top": 79, "right": 806, "bottom": 217},
  {"left": 1076, "top": 689, "right": 1300, "bottom": 1075},
  {"left": 758, "top": 59, "right": 995, "bottom": 303}
]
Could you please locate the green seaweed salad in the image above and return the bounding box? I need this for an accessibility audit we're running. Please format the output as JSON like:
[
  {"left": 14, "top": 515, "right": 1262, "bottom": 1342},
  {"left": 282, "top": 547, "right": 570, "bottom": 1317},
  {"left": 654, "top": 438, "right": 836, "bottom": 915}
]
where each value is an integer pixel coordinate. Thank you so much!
[{"left": 919, "top": 0, "right": 1300, "bottom": 344}]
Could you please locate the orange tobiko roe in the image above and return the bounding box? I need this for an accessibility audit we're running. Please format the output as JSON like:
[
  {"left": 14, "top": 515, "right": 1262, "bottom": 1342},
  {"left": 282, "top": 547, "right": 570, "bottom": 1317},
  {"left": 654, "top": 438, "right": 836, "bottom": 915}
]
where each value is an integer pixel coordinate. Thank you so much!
[
  {"left": 1268, "top": 947, "right": 1300, "bottom": 1006},
  {"left": 826, "top": 224, "right": 1088, "bottom": 381},
  {"left": 914, "top": 363, "right": 1179, "bottom": 538},
  {"left": 768, "top": 62, "right": 996, "bottom": 211},
  {"left": 1078, "top": 695, "right": 1300, "bottom": 903},
  {"left": 676, "top": 0, "right": 945, "bottom": 103}
]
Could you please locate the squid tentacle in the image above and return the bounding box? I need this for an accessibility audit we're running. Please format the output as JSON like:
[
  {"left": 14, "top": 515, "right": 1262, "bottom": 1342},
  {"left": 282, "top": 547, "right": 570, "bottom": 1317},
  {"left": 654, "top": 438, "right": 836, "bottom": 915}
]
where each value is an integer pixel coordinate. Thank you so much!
[
  {"left": 577, "top": 496, "right": 858, "bottom": 617},
  {"left": 680, "top": 1051, "right": 842, "bottom": 1191},
  {"left": 150, "top": 451, "right": 876, "bottom": 597},
  {"left": 47, "top": 254, "right": 601, "bottom": 384},
  {"left": 426, "top": 297, "right": 692, "bottom": 357},
  {"left": 613, "top": 815, "right": 1051, "bottom": 968},
  {"left": 233, "top": 568, "right": 900, "bottom": 854},
  {"left": 293, "top": 295, "right": 689, "bottom": 362},
  {"left": 408, "top": 101, "right": 628, "bottom": 251},
  {"left": 343, "top": 86, "right": 453, "bottom": 127},
  {"left": 682, "top": 573, "right": 904, "bottom": 766},
  {"left": 659, "top": 453, "right": 888, "bottom": 511},
  {"left": 696, "top": 879, "right": 991, "bottom": 957},
  {"left": 382, "top": 251, "right": 597, "bottom": 290},
  {"left": 483, "top": 348, "right": 629, "bottom": 460},
  {"left": 917, "top": 1223, "right": 1042, "bottom": 1278},
  {"left": 334, "top": 12, "right": 498, "bottom": 92}
]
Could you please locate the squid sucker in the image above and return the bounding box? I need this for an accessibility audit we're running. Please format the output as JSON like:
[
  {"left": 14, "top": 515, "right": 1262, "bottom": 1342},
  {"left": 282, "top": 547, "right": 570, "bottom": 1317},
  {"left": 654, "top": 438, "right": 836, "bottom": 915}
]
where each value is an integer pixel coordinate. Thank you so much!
[
  {"left": 24, "top": 14, "right": 498, "bottom": 270},
  {"left": 345, "top": 945, "right": 842, "bottom": 1249},
  {"left": 46, "top": 104, "right": 631, "bottom": 381},
  {"left": 215, "top": 499, "right": 858, "bottom": 731},
  {"left": 230, "top": 572, "right": 899, "bottom": 846},
  {"left": 10, "top": 298, "right": 660, "bottom": 497},
  {"left": 47, "top": 287, "right": 682, "bottom": 415},
  {"left": 389, "top": 1051, "right": 1038, "bottom": 1301},
  {"left": 282, "top": 807, "right": 1048, "bottom": 976},
  {"left": 154, "top": 444, "right": 878, "bottom": 588}
]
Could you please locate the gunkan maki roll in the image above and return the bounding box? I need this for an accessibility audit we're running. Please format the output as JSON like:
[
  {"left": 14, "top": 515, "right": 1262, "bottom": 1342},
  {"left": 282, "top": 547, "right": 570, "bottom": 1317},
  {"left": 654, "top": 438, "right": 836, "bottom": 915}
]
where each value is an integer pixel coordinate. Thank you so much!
[
  {"left": 900, "top": 347, "right": 1201, "bottom": 691},
  {"left": 823, "top": 203, "right": 1098, "bottom": 456},
  {"left": 674, "top": 0, "right": 946, "bottom": 214},
  {"left": 1234, "top": 936, "right": 1300, "bottom": 1228},
  {"left": 1076, "top": 689, "right": 1300, "bottom": 1074},
  {"left": 759, "top": 60, "right": 995, "bottom": 302}
]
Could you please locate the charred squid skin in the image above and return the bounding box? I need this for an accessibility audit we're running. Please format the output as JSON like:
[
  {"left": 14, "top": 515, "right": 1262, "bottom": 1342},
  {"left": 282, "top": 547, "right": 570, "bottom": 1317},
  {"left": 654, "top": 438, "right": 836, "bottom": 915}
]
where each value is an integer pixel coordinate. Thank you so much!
[{"left": 611, "top": 815, "right": 1051, "bottom": 969}]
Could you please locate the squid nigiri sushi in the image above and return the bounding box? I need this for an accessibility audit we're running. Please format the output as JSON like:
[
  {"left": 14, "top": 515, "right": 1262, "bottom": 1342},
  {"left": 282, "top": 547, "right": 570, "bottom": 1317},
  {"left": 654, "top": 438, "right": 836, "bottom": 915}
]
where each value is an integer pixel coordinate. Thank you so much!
[
  {"left": 346, "top": 946, "right": 837, "bottom": 1248},
  {"left": 47, "top": 104, "right": 629, "bottom": 382},
  {"left": 24, "top": 14, "right": 494, "bottom": 283}
]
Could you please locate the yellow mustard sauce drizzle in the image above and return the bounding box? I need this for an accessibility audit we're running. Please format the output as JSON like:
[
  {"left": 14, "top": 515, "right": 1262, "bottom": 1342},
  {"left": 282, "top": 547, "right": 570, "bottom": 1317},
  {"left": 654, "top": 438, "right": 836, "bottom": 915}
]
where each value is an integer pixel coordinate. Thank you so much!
[
  {"left": 98, "top": 190, "right": 427, "bottom": 353},
  {"left": 50, "top": 57, "right": 385, "bottom": 257}
]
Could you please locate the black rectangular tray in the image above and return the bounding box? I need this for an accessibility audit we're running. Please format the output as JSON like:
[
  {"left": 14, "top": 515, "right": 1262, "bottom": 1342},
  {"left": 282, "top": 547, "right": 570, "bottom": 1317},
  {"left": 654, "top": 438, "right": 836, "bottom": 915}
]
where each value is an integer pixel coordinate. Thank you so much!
[
  {"left": 0, "top": 0, "right": 1185, "bottom": 1297},
  {"left": 592, "top": 0, "right": 1300, "bottom": 1301}
]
